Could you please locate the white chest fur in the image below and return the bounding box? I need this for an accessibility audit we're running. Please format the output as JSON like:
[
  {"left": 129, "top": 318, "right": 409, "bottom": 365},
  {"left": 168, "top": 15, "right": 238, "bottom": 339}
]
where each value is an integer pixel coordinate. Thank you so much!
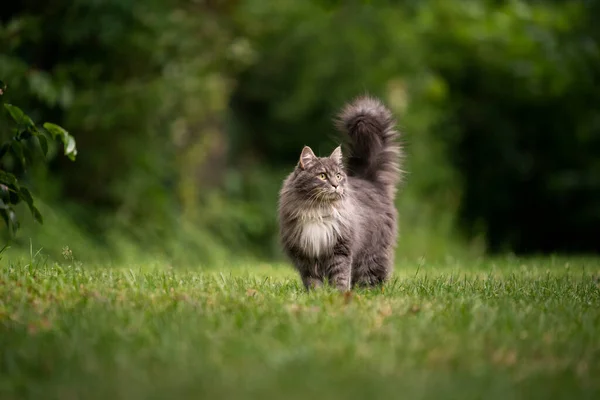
[{"left": 293, "top": 207, "right": 345, "bottom": 258}]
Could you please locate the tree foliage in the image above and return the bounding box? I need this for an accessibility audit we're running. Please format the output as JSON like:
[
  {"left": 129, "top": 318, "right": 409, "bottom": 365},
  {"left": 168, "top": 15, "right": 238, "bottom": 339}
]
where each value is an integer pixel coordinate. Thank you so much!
[
  {"left": 417, "top": 1, "right": 600, "bottom": 253},
  {"left": 1, "top": 0, "right": 598, "bottom": 259}
]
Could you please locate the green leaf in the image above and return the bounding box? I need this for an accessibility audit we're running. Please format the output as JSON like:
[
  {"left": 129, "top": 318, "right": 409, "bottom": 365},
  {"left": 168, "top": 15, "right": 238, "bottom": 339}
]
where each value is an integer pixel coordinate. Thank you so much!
[
  {"left": 38, "top": 135, "right": 48, "bottom": 156},
  {"left": 10, "top": 141, "right": 25, "bottom": 166},
  {"left": 0, "top": 208, "right": 19, "bottom": 236},
  {"left": 8, "top": 209, "right": 19, "bottom": 236},
  {"left": 18, "top": 128, "right": 34, "bottom": 142},
  {"left": 7, "top": 186, "right": 20, "bottom": 205},
  {"left": 65, "top": 135, "right": 77, "bottom": 160},
  {"left": 0, "top": 184, "right": 9, "bottom": 201},
  {"left": 18, "top": 185, "right": 33, "bottom": 205},
  {"left": 18, "top": 186, "right": 43, "bottom": 224},
  {"left": 0, "top": 208, "right": 9, "bottom": 227},
  {"left": 43, "top": 122, "right": 69, "bottom": 141},
  {"left": 0, "top": 143, "right": 9, "bottom": 159},
  {"left": 4, "top": 104, "right": 34, "bottom": 127},
  {"left": 32, "top": 206, "right": 43, "bottom": 224},
  {"left": 25, "top": 125, "right": 40, "bottom": 138},
  {"left": 0, "top": 171, "right": 18, "bottom": 187},
  {"left": 43, "top": 122, "right": 77, "bottom": 161}
]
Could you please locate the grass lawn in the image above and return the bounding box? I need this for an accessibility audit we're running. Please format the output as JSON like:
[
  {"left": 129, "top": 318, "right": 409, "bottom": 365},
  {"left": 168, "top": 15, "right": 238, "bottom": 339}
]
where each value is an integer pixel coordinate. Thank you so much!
[{"left": 1, "top": 256, "right": 599, "bottom": 399}]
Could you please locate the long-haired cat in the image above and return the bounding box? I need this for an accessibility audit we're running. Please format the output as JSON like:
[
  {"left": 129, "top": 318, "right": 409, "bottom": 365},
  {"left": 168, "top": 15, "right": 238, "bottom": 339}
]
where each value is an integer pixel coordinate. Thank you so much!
[{"left": 278, "top": 96, "right": 403, "bottom": 291}]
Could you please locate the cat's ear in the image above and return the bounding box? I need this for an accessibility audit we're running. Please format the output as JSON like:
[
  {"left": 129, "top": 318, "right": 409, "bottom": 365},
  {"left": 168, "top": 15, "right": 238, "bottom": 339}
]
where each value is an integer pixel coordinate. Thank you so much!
[
  {"left": 299, "top": 146, "right": 317, "bottom": 169},
  {"left": 330, "top": 145, "right": 343, "bottom": 165}
]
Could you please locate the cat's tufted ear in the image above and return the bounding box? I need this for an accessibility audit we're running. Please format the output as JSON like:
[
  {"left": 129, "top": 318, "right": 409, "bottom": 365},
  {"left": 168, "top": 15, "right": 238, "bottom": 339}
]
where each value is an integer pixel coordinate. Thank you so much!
[
  {"left": 299, "top": 146, "right": 317, "bottom": 169},
  {"left": 330, "top": 145, "right": 343, "bottom": 165}
]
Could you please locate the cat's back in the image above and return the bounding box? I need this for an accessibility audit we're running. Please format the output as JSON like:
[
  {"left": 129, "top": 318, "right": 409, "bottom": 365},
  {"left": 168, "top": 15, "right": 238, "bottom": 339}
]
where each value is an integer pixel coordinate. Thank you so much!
[
  {"left": 348, "top": 177, "right": 397, "bottom": 249},
  {"left": 348, "top": 177, "right": 396, "bottom": 215}
]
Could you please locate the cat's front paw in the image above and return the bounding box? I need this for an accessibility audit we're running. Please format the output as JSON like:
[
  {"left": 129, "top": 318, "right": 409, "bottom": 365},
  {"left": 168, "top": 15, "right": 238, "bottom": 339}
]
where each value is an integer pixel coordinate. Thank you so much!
[
  {"left": 302, "top": 276, "right": 323, "bottom": 291},
  {"left": 331, "top": 274, "right": 351, "bottom": 292}
]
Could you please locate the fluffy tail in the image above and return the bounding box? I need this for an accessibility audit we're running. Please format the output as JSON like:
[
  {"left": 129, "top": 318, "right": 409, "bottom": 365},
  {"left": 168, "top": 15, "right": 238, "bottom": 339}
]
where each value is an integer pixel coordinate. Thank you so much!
[{"left": 335, "top": 95, "right": 403, "bottom": 197}]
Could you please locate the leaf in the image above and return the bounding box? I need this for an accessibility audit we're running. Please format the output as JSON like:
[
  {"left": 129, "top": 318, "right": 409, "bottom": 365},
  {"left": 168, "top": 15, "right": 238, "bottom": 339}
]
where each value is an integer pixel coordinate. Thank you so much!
[
  {"left": 4, "top": 104, "right": 35, "bottom": 127},
  {"left": 43, "top": 122, "right": 69, "bottom": 141},
  {"left": 19, "top": 187, "right": 43, "bottom": 224},
  {"left": 0, "top": 208, "right": 19, "bottom": 236},
  {"left": 18, "top": 129, "right": 33, "bottom": 140},
  {"left": 38, "top": 135, "right": 48, "bottom": 156},
  {"left": 43, "top": 122, "right": 77, "bottom": 161},
  {"left": 65, "top": 135, "right": 77, "bottom": 160},
  {"left": 7, "top": 186, "right": 20, "bottom": 205},
  {"left": 8, "top": 209, "right": 19, "bottom": 235},
  {"left": 18, "top": 185, "right": 33, "bottom": 205},
  {"left": 0, "top": 143, "right": 9, "bottom": 159},
  {"left": 22, "top": 125, "right": 40, "bottom": 140},
  {"left": 0, "top": 171, "right": 18, "bottom": 187},
  {"left": 0, "top": 208, "right": 9, "bottom": 226},
  {"left": 32, "top": 206, "right": 43, "bottom": 224},
  {"left": 10, "top": 141, "right": 25, "bottom": 166},
  {"left": 0, "top": 184, "right": 9, "bottom": 200}
]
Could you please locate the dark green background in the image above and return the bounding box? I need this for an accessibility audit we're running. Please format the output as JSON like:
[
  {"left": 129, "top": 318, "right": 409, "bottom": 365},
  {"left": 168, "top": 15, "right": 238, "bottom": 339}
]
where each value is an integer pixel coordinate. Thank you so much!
[{"left": 1, "top": 0, "right": 599, "bottom": 263}]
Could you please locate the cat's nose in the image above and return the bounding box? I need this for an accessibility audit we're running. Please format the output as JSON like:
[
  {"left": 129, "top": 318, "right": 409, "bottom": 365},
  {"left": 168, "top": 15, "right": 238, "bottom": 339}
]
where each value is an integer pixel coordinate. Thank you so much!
[{"left": 331, "top": 182, "right": 338, "bottom": 189}]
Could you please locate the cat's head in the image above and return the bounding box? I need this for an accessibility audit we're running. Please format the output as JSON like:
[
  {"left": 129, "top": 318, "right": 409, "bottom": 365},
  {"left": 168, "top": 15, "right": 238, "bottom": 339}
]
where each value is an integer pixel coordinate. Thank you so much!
[{"left": 289, "top": 145, "right": 347, "bottom": 203}]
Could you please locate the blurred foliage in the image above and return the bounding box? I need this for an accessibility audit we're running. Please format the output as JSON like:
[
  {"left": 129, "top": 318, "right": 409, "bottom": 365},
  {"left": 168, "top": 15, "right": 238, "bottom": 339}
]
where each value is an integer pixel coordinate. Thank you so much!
[
  {"left": 0, "top": 79, "right": 77, "bottom": 237},
  {"left": 417, "top": 0, "right": 600, "bottom": 253},
  {"left": 0, "top": 0, "right": 598, "bottom": 263}
]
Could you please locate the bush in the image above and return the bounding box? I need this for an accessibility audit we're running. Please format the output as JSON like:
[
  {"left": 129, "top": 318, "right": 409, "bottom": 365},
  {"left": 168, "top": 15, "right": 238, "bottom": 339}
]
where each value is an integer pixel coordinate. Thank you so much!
[{"left": 0, "top": 79, "right": 77, "bottom": 238}]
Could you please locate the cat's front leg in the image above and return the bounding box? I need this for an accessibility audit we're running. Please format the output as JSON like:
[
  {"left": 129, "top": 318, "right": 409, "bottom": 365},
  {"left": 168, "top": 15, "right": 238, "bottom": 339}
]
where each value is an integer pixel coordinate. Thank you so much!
[
  {"left": 298, "top": 259, "right": 323, "bottom": 291},
  {"left": 325, "top": 243, "right": 352, "bottom": 292},
  {"left": 285, "top": 245, "right": 323, "bottom": 291},
  {"left": 301, "top": 274, "right": 323, "bottom": 291}
]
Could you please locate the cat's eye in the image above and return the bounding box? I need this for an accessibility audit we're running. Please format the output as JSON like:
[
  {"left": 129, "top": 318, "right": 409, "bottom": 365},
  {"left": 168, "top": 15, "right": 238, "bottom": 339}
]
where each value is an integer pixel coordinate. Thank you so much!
[
  {"left": 318, "top": 173, "right": 327, "bottom": 180},
  {"left": 336, "top": 173, "right": 342, "bottom": 180}
]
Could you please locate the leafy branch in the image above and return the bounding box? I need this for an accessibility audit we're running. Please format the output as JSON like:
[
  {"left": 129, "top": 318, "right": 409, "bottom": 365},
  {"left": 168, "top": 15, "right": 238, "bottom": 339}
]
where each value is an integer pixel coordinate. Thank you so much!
[{"left": 0, "top": 79, "right": 77, "bottom": 236}]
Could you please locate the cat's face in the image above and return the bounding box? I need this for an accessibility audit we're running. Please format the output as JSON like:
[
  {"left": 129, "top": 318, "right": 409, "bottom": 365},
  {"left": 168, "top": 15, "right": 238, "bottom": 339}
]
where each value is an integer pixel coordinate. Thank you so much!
[{"left": 290, "top": 146, "right": 347, "bottom": 203}]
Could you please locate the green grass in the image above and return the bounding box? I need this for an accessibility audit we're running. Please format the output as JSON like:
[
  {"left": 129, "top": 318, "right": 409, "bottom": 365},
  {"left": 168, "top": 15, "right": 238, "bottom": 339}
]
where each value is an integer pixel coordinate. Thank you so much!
[{"left": 1, "top": 256, "right": 599, "bottom": 400}]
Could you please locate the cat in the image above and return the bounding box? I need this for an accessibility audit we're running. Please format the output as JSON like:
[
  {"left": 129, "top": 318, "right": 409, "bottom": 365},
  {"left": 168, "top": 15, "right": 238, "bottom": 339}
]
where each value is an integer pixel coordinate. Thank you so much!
[{"left": 278, "top": 95, "right": 403, "bottom": 291}]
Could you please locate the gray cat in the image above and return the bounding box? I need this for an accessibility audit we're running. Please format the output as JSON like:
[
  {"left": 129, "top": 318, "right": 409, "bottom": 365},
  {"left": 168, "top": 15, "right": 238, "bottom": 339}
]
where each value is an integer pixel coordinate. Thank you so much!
[{"left": 278, "top": 95, "right": 403, "bottom": 291}]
